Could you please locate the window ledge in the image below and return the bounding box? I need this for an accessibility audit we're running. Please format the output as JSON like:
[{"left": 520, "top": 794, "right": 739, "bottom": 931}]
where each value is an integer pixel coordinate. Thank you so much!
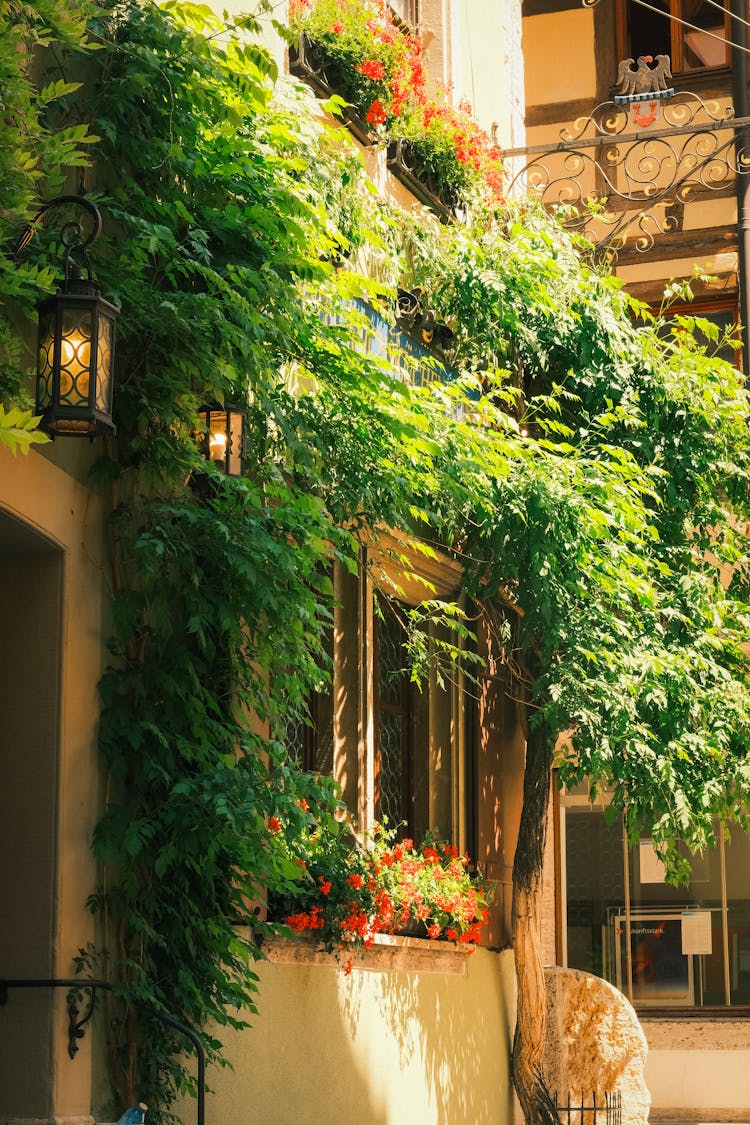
[{"left": 262, "top": 932, "right": 471, "bottom": 975}]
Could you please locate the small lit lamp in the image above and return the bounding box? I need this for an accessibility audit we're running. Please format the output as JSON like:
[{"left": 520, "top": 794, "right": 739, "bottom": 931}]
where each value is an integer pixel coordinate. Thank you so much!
[
  {"left": 196, "top": 404, "right": 246, "bottom": 476},
  {"left": 16, "top": 195, "right": 118, "bottom": 438}
]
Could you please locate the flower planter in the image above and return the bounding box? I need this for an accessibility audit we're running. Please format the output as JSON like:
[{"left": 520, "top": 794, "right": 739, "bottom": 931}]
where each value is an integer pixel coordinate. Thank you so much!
[
  {"left": 263, "top": 932, "right": 472, "bottom": 975},
  {"left": 288, "top": 34, "right": 375, "bottom": 147},
  {"left": 386, "top": 138, "right": 458, "bottom": 223}
]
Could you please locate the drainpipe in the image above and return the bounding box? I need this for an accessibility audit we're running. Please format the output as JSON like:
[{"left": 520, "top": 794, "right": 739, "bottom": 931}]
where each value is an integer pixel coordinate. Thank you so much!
[{"left": 731, "top": 0, "right": 750, "bottom": 375}]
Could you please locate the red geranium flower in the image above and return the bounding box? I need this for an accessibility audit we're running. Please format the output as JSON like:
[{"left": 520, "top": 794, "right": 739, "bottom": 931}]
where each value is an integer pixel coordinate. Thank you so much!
[
  {"left": 365, "top": 99, "right": 386, "bottom": 125},
  {"left": 358, "top": 58, "right": 386, "bottom": 80},
  {"left": 268, "top": 816, "right": 281, "bottom": 833}
]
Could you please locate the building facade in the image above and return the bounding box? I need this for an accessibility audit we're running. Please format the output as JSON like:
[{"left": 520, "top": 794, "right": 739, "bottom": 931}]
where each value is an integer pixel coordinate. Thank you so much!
[
  {"left": 0, "top": 3, "right": 528, "bottom": 1124},
  {"left": 520, "top": 0, "right": 750, "bottom": 1116}
]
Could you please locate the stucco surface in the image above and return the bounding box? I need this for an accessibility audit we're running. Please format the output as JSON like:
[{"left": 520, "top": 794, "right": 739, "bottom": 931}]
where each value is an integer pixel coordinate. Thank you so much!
[
  {"left": 544, "top": 966, "right": 650, "bottom": 1125},
  {"left": 175, "top": 946, "right": 516, "bottom": 1125},
  {"left": 645, "top": 1047, "right": 750, "bottom": 1116}
]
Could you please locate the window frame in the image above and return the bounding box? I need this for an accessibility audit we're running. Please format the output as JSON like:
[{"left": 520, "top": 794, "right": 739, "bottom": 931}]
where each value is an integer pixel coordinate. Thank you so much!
[
  {"left": 388, "top": 0, "right": 419, "bottom": 31},
  {"left": 616, "top": 0, "right": 730, "bottom": 77}
]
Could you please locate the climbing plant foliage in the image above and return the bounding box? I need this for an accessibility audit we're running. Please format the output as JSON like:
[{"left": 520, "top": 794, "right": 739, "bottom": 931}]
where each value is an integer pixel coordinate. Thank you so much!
[{"left": 3, "top": 0, "right": 750, "bottom": 1120}]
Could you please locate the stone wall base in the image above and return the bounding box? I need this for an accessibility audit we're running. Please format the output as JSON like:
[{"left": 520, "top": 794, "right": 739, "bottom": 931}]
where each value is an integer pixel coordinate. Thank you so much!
[
  {"left": 0, "top": 1117, "right": 94, "bottom": 1125},
  {"left": 649, "top": 1113, "right": 750, "bottom": 1123}
]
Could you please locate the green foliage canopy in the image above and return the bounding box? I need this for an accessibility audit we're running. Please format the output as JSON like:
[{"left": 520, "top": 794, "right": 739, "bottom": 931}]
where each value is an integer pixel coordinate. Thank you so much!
[{"left": 3, "top": 0, "right": 750, "bottom": 1116}]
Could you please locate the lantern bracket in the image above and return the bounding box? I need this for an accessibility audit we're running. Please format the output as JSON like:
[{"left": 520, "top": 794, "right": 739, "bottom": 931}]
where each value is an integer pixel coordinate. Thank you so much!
[{"left": 14, "top": 195, "right": 103, "bottom": 283}]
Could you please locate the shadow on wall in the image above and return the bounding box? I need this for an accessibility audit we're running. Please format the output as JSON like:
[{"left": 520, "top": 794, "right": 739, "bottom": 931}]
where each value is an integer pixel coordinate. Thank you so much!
[
  {"left": 173, "top": 947, "right": 515, "bottom": 1125},
  {"left": 340, "top": 949, "right": 515, "bottom": 1125},
  {"left": 176, "top": 961, "right": 390, "bottom": 1125}
]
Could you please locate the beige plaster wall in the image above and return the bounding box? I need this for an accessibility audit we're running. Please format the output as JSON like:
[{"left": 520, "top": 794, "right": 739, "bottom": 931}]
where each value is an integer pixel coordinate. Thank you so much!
[
  {"left": 523, "top": 10, "right": 597, "bottom": 108},
  {"left": 643, "top": 1019, "right": 750, "bottom": 1119},
  {"left": 452, "top": 0, "right": 525, "bottom": 148},
  {"left": 175, "top": 945, "right": 516, "bottom": 1125}
]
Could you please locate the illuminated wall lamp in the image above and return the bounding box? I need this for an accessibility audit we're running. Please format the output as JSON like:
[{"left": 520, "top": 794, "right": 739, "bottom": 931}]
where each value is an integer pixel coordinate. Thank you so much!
[
  {"left": 16, "top": 195, "right": 118, "bottom": 438},
  {"left": 196, "top": 404, "right": 246, "bottom": 476}
]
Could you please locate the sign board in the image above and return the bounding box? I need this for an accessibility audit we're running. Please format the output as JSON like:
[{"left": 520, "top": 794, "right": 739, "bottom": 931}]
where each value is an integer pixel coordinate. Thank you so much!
[
  {"left": 639, "top": 839, "right": 666, "bottom": 884},
  {"left": 681, "top": 910, "right": 713, "bottom": 956}
]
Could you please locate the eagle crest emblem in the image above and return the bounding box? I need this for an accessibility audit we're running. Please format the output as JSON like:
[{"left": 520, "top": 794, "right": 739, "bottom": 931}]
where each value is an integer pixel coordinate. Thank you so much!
[{"left": 615, "top": 54, "right": 674, "bottom": 99}]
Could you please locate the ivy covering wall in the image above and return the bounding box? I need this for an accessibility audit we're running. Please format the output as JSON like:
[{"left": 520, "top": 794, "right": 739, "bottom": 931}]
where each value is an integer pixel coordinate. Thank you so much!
[{"left": 3, "top": 2, "right": 750, "bottom": 1121}]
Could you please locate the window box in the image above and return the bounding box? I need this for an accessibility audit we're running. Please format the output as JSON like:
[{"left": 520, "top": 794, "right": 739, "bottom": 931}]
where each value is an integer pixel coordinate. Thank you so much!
[
  {"left": 263, "top": 932, "right": 471, "bottom": 975},
  {"left": 386, "top": 138, "right": 457, "bottom": 223},
  {"left": 288, "top": 34, "right": 375, "bottom": 147}
]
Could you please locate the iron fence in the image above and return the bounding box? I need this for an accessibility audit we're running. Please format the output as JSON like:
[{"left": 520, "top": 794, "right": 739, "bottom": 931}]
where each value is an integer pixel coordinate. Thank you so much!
[{"left": 553, "top": 1090, "right": 622, "bottom": 1125}]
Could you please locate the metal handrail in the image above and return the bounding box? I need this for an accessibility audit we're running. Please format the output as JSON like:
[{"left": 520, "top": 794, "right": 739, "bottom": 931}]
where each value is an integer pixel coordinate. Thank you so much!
[{"left": 0, "top": 977, "right": 205, "bottom": 1125}]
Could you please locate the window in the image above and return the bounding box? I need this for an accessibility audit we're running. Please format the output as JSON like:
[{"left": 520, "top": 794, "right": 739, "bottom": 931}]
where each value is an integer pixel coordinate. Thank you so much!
[
  {"left": 374, "top": 601, "right": 415, "bottom": 835},
  {"left": 657, "top": 300, "right": 740, "bottom": 369},
  {"left": 286, "top": 547, "right": 465, "bottom": 847},
  {"left": 389, "top": 0, "right": 419, "bottom": 29},
  {"left": 619, "top": 0, "right": 729, "bottom": 74},
  {"left": 561, "top": 791, "right": 750, "bottom": 1008},
  {"left": 284, "top": 691, "right": 334, "bottom": 774}
]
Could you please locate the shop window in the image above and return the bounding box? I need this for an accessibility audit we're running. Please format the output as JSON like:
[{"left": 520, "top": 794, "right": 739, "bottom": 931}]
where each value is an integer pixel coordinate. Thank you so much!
[
  {"left": 562, "top": 792, "right": 750, "bottom": 1009},
  {"left": 619, "top": 0, "right": 729, "bottom": 74}
]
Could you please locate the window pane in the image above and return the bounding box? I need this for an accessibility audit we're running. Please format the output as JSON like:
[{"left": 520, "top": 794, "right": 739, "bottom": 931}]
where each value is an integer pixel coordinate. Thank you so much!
[
  {"left": 379, "top": 709, "right": 407, "bottom": 826},
  {"left": 725, "top": 825, "right": 750, "bottom": 1004},
  {"left": 565, "top": 806, "right": 625, "bottom": 983},
  {"left": 627, "top": 830, "right": 726, "bottom": 1006},
  {"left": 627, "top": 0, "right": 671, "bottom": 62},
  {"left": 375, "top": 604, "right": 412, "bottom": 833},
  {"left": 390, "top": 0, "right": 419, "bottom": 28},
  {"left": 657, "top": 305, "right": 739, "bottom": 368},
  {"left": 681, "top": 0, "right": 728, "bottom": 69}
]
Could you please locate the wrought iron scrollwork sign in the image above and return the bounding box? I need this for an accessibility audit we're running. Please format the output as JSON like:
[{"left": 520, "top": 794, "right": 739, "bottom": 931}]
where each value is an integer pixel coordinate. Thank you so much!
[
  {"left": 395, "top": 287, "right": 454, "bottom": 358},
  {"left": 504, "top": 55, "right": 750, "bottom": 260}
]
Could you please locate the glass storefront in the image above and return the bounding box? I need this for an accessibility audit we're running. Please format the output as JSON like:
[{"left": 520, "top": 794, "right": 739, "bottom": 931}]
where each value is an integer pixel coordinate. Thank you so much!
[{"left": 563, "top": 795, "right": 750, "bottom": 1009}]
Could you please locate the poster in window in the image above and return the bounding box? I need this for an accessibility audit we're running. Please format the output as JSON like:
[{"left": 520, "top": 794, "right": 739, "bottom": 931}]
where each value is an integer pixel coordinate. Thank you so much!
[
  {"left": 615, "top": 914, "right": 693, "bottom": 1005},
  {"left": 639, "top": 839, "right": 666, "bottom": 883},
  {"left": 681, "top": 910, "right": 713, "bottom": 956}
]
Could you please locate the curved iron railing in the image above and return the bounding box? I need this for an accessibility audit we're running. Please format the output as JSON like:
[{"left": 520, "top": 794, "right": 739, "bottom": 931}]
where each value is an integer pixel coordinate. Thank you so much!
[{"left": 0, "top": 977, "right": 205, "bottom": 1125}]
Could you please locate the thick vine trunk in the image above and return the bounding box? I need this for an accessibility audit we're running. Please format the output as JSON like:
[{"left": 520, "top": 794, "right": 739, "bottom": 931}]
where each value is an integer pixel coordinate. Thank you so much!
[{"left": 512, "top": 719, "right": 558, "bottom": 1125}]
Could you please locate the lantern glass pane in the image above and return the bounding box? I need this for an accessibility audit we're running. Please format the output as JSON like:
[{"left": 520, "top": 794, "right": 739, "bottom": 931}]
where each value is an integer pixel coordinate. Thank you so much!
[
  {"left": 59, "top": 308, "right": 92, "bottom": 406},
  {"left": 96, "top": 312, "right": 114, "bottom": 412},
  {"left": 228, "top": 411, "right": 243, "bottom": 476},
  {"left": 207, "top": 411, "right": 229, "bottom": 468},
  {"left": 37, "top": 308, "right": 56, "bottom": 409}
]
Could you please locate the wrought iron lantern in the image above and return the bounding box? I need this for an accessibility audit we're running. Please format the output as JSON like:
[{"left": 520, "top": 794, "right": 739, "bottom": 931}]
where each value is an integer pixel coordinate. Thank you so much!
[
  {"left": 16, "top": 195, "right": 119, "bottom": 438},
  {"left": 196, "top": 403, "right": 246, "bottom": 476}
]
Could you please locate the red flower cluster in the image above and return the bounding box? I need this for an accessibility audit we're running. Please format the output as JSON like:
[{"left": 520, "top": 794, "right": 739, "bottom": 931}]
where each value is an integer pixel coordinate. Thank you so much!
[
  {"left": 279, "top": 824, "right": 491, "bottom": 964},
  {"left": 289, "top": 0, "right": 505, "bottom": 202},
  {"left": 286, "top": 904, "right": 324, "bottom": 932},
  {"left": 358, "top": 58, "right": 386, "bottom": 80},
  {"left": 365, "top": 99, "right": 386, "bottom": 125}
]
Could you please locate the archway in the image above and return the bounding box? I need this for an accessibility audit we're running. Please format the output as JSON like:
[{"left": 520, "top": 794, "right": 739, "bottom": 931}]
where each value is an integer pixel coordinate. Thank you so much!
[{"left": 0, "top": 505, "right": 63, "bottom": 1121}]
